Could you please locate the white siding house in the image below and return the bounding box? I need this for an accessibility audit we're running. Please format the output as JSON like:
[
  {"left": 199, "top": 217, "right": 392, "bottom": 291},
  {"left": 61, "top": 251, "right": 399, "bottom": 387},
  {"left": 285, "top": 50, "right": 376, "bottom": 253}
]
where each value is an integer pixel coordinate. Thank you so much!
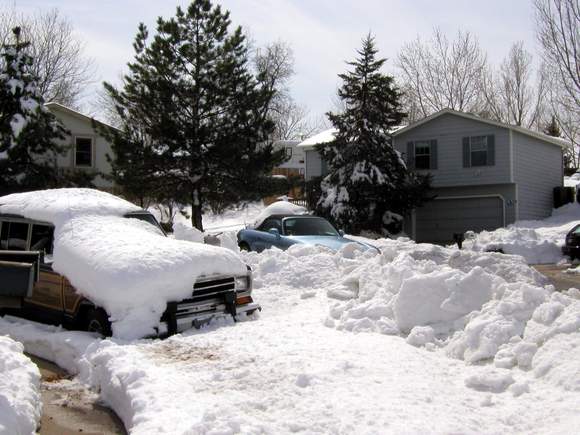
[
  {"left": 273, "top": 140, "right": 305, "bottom": 174},
  {"left": 45, "top": 103, "right": 115, "bottom": 189}
]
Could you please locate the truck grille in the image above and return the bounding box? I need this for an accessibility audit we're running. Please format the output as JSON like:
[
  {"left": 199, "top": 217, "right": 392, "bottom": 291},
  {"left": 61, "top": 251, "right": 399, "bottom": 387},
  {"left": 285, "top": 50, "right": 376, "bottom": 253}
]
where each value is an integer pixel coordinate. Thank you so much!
[
  {"left": 192, "top": 277, "right": 235, "bottom": 300},
  {"left": 162, "top": 276, "right": 237, "bottom": 336}
]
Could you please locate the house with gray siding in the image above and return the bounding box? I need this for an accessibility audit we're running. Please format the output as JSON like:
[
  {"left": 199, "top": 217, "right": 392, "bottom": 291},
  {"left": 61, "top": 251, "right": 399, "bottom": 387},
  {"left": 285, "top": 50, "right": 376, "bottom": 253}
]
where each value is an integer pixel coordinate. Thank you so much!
[
  {"left": 392, "top": 109, "right": 567, "bottom": 243},
  {"left": 298, "top": 109, "right": 567, "bottom": 243}
]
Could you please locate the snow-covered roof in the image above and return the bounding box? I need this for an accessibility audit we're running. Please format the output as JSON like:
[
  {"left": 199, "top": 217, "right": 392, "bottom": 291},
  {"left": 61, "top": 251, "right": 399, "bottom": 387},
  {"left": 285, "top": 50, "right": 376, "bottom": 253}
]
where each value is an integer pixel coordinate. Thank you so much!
[
  {"left": 392, "top": 109, "right": 570, "bottom": 148},
  {"left": 45, "top": 102, "right": 117, "bottom": 131},
  {"left": 0, "top": 189, "right": 247, "bottom": 339},
  {"left": 297, "top": 125, "right": 407, "bottom": 150},
  {"left": 297, "top": 129, "right": 337, "bottom": 150}
]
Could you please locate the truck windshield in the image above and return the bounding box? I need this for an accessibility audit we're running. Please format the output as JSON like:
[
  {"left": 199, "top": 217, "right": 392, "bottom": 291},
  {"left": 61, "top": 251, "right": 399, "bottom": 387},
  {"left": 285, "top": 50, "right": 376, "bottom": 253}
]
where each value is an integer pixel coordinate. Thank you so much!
[{"left": 124, "top": 213, "right": 166, "bottom": 235}]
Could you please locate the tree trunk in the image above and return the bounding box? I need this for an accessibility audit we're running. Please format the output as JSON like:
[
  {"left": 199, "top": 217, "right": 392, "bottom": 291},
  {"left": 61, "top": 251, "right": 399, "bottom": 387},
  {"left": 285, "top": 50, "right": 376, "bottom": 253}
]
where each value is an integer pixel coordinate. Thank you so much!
[{"left": 191, "top": 188, "right": 204, "bottom": 232}]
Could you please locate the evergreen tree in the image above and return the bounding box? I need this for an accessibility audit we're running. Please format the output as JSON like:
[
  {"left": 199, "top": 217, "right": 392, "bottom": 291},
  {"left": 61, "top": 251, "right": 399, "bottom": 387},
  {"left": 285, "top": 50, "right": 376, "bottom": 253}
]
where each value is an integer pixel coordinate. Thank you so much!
[
  {"left": 102, "top": 0, "right": 285, "bottom": 231},
  {"left": 318, "top": 34, "right": 431, "bottom": 234},
  {"left": 0, "top": 27, "right": 69, "bottom": 193}
]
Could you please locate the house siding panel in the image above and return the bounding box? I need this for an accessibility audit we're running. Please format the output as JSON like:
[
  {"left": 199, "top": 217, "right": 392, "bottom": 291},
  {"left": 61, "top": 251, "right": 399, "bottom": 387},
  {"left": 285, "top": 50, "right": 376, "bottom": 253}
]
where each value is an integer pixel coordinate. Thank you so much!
[
  {"left": 393, "top": 113, "right": 511, "bottom": 188},
  {"left": 305, "top": 150, "right": 323, "bottom": 180},
  {"left": 513, "top": 131, "right": 563, "bottom": 220}
]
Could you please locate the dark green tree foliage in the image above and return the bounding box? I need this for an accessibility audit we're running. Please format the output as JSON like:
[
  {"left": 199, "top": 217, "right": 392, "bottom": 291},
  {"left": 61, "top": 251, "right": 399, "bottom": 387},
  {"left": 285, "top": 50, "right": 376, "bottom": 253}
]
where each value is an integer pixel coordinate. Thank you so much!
[
  {"left": 318, "top": 35, "right": 431, "bottom": 234},
  {"left": 0, "top": 28, "right": 85, "bottom": 194},
  {"left": 102, "top": 0, "right": 285, "bottom": 230}
]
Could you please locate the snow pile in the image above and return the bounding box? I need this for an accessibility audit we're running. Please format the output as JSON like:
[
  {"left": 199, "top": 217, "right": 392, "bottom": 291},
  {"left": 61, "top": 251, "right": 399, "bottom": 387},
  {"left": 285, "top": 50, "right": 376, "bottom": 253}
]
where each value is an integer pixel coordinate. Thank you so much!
[
  {"left": 465, "top": 202, "right": 580, "bottom": 264},
  {"left": 0, "top": 335, "right": 41, "bottom": 435},
  {"left": 0, "top": 189, "right": 247, "bottom": 339},
  {"left": 251, "top": 200, "right": 308, "bottom": 228}
]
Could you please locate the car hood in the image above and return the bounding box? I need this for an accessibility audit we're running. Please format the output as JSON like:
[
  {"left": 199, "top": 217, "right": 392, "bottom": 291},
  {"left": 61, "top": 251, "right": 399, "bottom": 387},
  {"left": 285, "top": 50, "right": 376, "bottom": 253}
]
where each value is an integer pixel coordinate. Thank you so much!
[{"left": 287, "top": 235, "right": 377, "bottom": 252}]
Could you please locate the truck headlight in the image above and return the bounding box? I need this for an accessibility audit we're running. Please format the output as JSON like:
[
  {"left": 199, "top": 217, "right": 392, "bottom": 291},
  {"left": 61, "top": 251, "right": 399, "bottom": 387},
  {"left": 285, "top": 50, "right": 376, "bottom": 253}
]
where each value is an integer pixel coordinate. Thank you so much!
[{"left": 235, "top": 276, "right": 249, "bottom": 291}]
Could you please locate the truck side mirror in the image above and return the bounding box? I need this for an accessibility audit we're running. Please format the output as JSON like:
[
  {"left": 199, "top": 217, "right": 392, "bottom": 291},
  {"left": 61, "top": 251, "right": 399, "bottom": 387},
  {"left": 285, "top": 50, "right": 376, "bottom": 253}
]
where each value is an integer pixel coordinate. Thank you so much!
[{"left": 338, "top": 230, "right": 345, "bottom": 236}]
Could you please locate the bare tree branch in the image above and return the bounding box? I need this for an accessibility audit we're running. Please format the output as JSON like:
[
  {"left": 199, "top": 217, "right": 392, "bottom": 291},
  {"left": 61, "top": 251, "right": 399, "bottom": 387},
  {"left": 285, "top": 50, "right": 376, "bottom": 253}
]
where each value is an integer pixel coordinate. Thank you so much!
[
  {"left": 397, "top": 28, "right": 487, "bottom": 118},
  {"left": 534, "top": 0, "right": 580, "bottom": 109},
  {"left": 0, "top": 5, "right": 96, "bottom": 108}
]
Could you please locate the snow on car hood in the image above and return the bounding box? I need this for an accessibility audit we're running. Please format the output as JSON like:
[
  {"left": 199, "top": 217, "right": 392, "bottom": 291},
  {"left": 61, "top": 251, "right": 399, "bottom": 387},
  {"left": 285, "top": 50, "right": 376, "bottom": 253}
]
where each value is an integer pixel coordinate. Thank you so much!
[{"left": 0, "top": 189, "right": 247, "bottom": 339}]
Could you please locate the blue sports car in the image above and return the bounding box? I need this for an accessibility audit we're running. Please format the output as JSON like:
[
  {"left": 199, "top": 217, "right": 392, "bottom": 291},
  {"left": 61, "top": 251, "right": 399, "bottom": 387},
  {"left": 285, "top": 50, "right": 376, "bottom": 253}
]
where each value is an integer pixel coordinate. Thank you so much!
[{"left": 237, "top": 214, "right": 379, "bottom": 253}]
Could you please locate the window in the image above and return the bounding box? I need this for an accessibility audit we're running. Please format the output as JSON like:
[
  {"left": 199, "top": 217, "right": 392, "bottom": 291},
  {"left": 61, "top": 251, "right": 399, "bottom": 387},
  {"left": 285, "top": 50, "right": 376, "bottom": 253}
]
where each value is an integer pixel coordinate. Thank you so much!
[
  {"left": 6, "top": 222, "right": 29, "bottom": 251},
  {"left": 470, "top": 136, "right": 488, "bottom": 167},
  {"left": 463, "top": 135, "right": 495, "bottom": 168},
  {"left": 75, "top": 137, "right": 93, "bottom": 167},
  {"left": 283, "top": 217, "right": 339, "bottom": 236},
  {"left": 259, "top": 218, "right": 282, "bottom": 233},
  {"left": 30, "top": 224, "right": 54, "bottom": 255},
  {"left": 285, "top": 147, "right": 292, "bottom": 158},
  {"left": 414, "top": 141, "right": 431, "bottom": 170},
  {"left": 407, "top": 140, "right": 437, "bottom": 170},
  {"left": 0, "top": 221, "right": 8, "bottom": 250}
]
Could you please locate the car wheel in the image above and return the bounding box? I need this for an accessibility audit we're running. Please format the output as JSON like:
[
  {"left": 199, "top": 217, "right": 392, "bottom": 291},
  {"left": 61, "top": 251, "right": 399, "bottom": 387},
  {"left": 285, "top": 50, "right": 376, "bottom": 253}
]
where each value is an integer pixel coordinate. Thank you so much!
[
  {"left": 239, "top": 242, "right": 250, "bottom": 251},
  {"left": 86, "top": 308, "right": 112, "bottom": 337}
]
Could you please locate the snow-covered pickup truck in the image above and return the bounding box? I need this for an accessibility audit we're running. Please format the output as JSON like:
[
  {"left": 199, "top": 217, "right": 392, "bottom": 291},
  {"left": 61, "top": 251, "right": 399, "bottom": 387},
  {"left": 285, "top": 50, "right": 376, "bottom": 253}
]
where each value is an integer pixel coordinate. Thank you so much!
[{"left": 0, "top": 189, "right": 259, "bottom": 340}]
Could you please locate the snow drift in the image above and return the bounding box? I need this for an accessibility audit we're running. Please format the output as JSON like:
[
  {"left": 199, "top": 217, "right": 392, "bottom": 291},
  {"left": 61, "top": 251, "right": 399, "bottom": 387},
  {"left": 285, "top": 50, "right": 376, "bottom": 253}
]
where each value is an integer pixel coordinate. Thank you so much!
[
  {"left": 465, "top": 202, "right": 580, "bottom": 264},
  {"left": 0, "top": 189, "right": 247, "bottom": 339},
  {"left": 0, "top": 336, "right": 41, "bottom": 435}
]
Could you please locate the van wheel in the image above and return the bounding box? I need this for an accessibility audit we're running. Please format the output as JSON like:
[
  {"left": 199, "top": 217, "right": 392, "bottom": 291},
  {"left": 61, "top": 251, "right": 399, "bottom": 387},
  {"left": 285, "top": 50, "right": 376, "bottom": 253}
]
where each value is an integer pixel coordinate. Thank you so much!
[
  {"left": 86, "top": 308, "right": 112, "bottom": 337},
  {"left": 239, "top": 242, "right": 250, "bottom": 251}
]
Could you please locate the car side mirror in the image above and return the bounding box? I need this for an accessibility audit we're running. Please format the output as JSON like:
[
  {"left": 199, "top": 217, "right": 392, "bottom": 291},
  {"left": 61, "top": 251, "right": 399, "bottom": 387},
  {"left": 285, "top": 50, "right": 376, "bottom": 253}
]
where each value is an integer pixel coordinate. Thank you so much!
[
  {"left": 268, "top": 228, "right": 281, "bottom": 238},
  {"left": 338, "top": 230, "right": 345, "bottom": 236}
]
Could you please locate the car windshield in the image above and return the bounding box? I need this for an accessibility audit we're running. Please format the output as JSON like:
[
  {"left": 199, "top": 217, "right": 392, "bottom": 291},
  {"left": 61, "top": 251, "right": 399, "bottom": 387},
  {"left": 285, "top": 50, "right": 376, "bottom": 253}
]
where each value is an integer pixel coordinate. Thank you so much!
[{"left": 283, "top": 217, "right": 339, "bottom": 236}]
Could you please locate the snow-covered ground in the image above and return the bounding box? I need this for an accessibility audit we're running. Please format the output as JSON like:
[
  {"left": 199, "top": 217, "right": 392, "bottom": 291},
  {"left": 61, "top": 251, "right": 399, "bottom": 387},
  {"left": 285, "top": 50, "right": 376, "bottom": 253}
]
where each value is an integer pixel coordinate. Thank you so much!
[
  {"left": 0, "top": 336, "right": 41, "bottom": 435},
  {"left": 465, "top": 202, "right": 580, "bottom": 264},
  {"left": 1, "top": 200, "right": 580, "bottom": 434}
]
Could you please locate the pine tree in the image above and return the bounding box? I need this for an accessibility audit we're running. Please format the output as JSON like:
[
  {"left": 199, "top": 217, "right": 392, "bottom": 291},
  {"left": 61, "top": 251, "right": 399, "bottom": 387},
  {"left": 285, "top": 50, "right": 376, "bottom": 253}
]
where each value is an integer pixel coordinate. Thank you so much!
[
  {"left": 0, "top": 27, "right": 91, "bottom": 194},
  {"left": 102, "top": 0, "right": 285, "bottom": 231},
  {"left": 318, "top": 34, "right": 431, "bottom": 234}
]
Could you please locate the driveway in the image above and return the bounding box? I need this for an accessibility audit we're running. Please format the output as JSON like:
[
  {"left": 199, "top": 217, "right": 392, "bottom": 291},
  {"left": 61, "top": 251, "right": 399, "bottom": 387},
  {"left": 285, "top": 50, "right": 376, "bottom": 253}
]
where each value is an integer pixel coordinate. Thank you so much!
[{"left": 533, "top": 263, "right": 580, "bottom": 292}]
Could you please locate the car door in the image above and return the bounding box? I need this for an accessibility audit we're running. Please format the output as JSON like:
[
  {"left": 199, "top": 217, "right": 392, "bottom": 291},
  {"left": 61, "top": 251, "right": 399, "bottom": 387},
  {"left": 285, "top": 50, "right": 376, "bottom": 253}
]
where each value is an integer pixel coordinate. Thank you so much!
[
  {"left": 254, "top": 218, "right": 283, "bottom": 251},
  {"left": 24, "top": 223, "right": 65, "bottom": 321}
]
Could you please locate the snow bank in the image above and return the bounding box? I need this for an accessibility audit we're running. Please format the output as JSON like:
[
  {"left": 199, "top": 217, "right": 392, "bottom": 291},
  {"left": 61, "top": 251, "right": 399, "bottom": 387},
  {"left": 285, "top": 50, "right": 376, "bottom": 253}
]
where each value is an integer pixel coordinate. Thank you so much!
[
  {"left": 0, "top": 189, "right": 247, "bottom": 339},
  {"left": 0, "top": 335, "right": 41, "bottom": 435},
  {"left": 465, "top": 202, "right": 580, "bottom": 264},
  {"left": 251, "top": 200, "right": 308, "bottom": 228}
]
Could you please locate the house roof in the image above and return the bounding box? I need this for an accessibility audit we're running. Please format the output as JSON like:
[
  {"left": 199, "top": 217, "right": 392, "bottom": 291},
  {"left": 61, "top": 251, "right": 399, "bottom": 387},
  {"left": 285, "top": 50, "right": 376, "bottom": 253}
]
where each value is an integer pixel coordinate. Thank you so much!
[
  {"left": 392, "top": 108, "right": 570, "bottom": 148},
  {"left": 297, "top": 128, "right": 337, "bottom": 149},
  {"left": 297, "top": 125, "right": 406, "bottom": 150},
  {"left": 45, "top": 102, "right": 118, "bottom": 132}
]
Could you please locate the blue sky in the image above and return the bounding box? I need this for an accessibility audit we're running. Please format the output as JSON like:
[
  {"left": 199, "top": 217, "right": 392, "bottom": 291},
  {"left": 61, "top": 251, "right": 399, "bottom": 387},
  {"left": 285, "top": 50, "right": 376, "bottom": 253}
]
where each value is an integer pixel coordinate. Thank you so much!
[{"left": 10, "top": 0, "right": 538, "bottom": 118}]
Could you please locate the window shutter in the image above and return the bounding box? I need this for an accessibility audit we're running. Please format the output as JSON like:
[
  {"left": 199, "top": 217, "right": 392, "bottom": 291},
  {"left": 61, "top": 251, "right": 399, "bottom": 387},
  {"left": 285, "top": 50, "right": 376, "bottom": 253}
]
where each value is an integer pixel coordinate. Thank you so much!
[
  {"left": 407, "top": 142, "right": 415, "bottom": 169},
  {"left": 430, "top": 139, "right": 438, "bottom": 170},
  {"left": 462, "top": 137, "right": 470, "bottom": 168},
  {"left": 487, "top": 135, "right": 495, "bottom": 166}
]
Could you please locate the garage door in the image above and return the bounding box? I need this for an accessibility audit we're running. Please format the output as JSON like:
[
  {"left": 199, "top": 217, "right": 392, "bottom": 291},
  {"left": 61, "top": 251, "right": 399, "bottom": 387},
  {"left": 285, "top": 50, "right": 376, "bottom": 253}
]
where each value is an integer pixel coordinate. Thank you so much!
[{"left": 415, "top": 196, "right": 504, "bottom": 243}]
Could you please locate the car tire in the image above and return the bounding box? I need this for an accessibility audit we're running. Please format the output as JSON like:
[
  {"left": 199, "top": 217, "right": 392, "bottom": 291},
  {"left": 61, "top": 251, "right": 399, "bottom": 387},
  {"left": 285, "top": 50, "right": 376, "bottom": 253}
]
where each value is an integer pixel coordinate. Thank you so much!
[
  {"left": 239, "top": 242, "right": 250, "bottom": 251},
  {"left": 86, "top": 308, "right": 112, "bottom": 337}
]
